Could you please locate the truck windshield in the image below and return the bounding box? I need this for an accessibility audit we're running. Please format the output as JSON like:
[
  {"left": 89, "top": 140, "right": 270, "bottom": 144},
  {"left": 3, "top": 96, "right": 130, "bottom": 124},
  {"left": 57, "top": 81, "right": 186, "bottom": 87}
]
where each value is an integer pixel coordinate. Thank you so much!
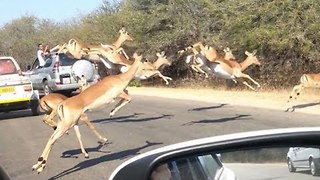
[{"left": 0, "top": 59, "right": 17, "bottom": 75}]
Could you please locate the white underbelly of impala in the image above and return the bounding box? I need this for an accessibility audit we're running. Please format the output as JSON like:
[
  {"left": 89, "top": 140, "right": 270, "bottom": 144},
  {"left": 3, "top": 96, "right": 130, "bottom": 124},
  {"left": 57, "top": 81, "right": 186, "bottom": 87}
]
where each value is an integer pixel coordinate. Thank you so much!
[{"left": 212, "top": 66, "right": 234, "bottom": 79}]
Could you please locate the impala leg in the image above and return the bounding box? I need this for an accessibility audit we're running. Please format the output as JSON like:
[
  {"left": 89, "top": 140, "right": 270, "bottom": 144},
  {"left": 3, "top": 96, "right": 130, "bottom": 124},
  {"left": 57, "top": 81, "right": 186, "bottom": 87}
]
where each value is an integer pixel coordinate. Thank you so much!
[
  {"left": 195, "top": 65, "right": 208, "bottom": 78},
  {"left": 239, "top": 73, "right": 261, "bottom": 88},
  {"left": 190, "top": 65, "right": 200, "bottom": 73},
  {"left": 80, "top": 114, "right": 108, "bottom": 143},
  {"left": 73, "top": 125, "right": 89, "bottom": 158},
  {"left": 32, "top": 124, "right": 68, "bottom": 174},
  {"left": 242, "top": 81, "right": 256, "bottom": 91},
  {"left": 154, "top": 71, "right": 172, "bottom": 85},
  {"left": 42, "top": 111, "right": 58, "bottom": 130},
  {"left": 116, "top": 47, "right": 129, "bottom": 60},
  {"left": 286, "top": 84, "right": 304, "bottom": 111},
  {"left": 288, "top": 84, "right": 304, "bottom": 102},
  {"left": 110, "top": 91, "right": 131, "bottom": 117}
]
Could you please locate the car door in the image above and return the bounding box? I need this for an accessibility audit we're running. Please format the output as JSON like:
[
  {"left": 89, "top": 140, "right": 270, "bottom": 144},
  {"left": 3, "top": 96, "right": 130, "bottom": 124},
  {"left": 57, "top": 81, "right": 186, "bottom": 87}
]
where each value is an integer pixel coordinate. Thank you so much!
[
  {"left": 39, "top": 58, "right": 54, "bottom": 88},
  {"left": 294, "top": 147, "right": 310, "bottom": 167},
  {"left": 27, "top": 58, "right": 42, "bottom": 89}
]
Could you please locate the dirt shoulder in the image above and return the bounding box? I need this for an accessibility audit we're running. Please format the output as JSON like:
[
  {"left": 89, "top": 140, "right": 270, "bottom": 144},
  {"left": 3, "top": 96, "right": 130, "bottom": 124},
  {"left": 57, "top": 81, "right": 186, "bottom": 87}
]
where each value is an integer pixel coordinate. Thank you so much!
[{"left": 127, "top": 86, "right": 320, "bottom": 115}]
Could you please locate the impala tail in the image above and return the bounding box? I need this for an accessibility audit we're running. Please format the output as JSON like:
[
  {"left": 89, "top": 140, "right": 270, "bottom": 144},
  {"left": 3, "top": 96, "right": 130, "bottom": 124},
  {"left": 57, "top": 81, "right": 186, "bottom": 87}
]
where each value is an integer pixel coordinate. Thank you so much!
[{"left": 40, "top": 100, "right": 53, "bottom": 114}]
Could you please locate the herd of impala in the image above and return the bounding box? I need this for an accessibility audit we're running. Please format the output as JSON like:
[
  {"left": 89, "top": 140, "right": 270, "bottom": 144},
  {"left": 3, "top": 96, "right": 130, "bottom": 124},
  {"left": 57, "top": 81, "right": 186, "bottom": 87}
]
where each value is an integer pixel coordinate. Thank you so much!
[{"left": 32, "top": 27, "right": 320, "bottom": 173}]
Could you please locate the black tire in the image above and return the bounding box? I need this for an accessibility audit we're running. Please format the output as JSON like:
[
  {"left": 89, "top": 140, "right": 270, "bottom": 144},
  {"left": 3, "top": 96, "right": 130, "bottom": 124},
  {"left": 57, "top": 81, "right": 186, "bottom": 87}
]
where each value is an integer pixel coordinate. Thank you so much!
[
  {"left": 287, "top": 158, "right": 296, "bottom": 172},
  {"left": 61, "top": 90, "right": 74, "bottom": 97},
  {"left": 30, "top": 99, "right": 40, "bottom": 116},
  {"left": 43, "top": 80, "right": 52, "bottom": 96},
  {"left": 310, "top": 158, "right": 320, "bottom": 176}
]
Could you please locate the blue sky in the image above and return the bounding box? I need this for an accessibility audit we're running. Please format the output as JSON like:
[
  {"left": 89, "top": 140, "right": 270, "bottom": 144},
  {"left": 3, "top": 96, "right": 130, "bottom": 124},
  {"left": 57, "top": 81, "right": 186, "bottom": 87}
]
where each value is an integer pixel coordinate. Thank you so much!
[{"left": 0, "top": 0, "right": 105, "bottom": 27}]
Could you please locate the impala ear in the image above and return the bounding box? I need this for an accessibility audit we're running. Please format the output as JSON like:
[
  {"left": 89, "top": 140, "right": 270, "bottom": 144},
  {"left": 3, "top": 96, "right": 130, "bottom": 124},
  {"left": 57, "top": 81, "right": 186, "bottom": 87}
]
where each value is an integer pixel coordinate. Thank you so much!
[
  {"left": 160, "top": 51, "right": 165, "bottom": 56},
  {"left": 245, "top": 51, "right": 250, "bottom": 56},
  {"left": 223, "top": 48, "right": 227, "bottom": 53},
  {"left": 119, "top": 26, "right": 126, "bottom": 33},
  {"left": 252, "top": 49, "right": 257, "bottom": 55},
  {"left": 156, "top": 52, "right": 161, "bottom": 57}
]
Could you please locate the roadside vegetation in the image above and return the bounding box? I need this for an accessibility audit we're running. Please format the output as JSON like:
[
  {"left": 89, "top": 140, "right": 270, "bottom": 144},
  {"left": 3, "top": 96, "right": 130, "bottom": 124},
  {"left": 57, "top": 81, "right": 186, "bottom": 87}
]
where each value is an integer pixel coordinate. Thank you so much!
[{"left": 1, "top": 0, "right": 320, "bottom": 89}]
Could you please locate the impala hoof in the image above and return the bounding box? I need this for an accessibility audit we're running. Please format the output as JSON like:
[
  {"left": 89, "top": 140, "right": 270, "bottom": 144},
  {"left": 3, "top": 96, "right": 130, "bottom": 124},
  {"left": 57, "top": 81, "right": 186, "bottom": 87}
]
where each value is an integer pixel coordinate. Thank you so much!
[{"left": 102, "top": 138, "right": 109, "bottom": 144}]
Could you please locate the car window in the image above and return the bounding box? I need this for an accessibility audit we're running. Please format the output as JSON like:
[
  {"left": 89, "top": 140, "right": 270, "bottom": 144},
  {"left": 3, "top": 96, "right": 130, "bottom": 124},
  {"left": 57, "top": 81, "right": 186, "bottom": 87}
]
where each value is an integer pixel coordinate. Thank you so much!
[
  {"left": 43, "top": 58, "right": 53, "bottom": 68},
  {"left": 150, "top": 154, "right": 222, "bottom": 180},
  {"left": 198, "top": 154, "right": 222, "bottom": 179},
  {"left": 59, "top": 54, "right": 76, "bottom": 66},
  {"left": 31, "top": 58, "right": 40, "bottom": 70},
  {"left": 0, "top": 59, "right": 17, "bottom": 75}
]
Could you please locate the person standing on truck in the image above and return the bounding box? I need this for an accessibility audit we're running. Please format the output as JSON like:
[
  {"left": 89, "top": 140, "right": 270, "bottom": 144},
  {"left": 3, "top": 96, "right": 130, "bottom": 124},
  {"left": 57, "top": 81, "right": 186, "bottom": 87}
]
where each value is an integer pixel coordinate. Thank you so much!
[{"left": 37, "top": 43, "right": 49, "bottom": 67}]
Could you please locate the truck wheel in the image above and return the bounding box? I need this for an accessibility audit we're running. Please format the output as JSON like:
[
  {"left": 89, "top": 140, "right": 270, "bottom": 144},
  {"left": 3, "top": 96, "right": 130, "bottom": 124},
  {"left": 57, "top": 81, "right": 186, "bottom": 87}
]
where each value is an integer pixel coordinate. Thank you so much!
[
  {"left": 43, "top": 81, "right": 52, "bottom": 95},
  {"left": 30, "top": 99, "right": 40, "bottom": 116},
  {"left": 310, "top": 158, "right": 320, "bottom": 176},
  {"left": 287, "top": 158, "right": 296, "bottom": 172}
]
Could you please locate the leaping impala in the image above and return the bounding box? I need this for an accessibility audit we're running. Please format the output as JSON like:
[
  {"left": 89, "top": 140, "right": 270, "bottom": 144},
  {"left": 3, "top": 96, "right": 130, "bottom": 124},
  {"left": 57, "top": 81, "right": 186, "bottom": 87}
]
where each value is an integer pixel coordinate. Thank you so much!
[
  {"left": 286, "top": 73, "right": 320, "bottom": 112},
  {"left": 40, "top": 75, "right": 108, "bottom": 144},
  {"left": 186, "top": 45, "right": 261, "bottom": 91},
  {"left": 56, "top": 27, "right": 133, "bottom": 66},
  {"left": 120, "top": 51, "right": 173, "bottom": 85},
  {"left": 104, "top": 51, "right": 172, "bottom": 118},
  {"left": 179, "top": 45, "right": 235, "bottom": 78},
  {"left": 32, "top": 51, "right": 144, "bottom": 174}
]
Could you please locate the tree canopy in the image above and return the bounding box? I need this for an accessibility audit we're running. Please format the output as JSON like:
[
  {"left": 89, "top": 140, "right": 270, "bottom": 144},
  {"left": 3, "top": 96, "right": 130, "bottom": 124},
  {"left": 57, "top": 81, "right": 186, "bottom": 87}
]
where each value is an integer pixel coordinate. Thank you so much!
[{"left": 1, "top": 0, "right": 320, "bottom": 88}]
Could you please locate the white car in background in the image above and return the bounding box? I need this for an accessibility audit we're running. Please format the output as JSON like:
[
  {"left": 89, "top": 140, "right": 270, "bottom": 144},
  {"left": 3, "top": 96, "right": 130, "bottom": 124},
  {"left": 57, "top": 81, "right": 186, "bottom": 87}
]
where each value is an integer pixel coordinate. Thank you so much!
[
  {"left": 0, "top": 56, "right": 40, "bottom": 116},
  {"left": 287, "top": 147, "right": 320, "bottom": 176}
]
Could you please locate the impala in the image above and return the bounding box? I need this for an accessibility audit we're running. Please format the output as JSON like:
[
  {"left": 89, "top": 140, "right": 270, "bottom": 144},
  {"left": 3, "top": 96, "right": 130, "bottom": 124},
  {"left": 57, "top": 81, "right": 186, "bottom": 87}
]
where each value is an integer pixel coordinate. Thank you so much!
[
  {"left": 286, "top": 73, "right": 320, "bottom": 111},
  {"left": 39, "top": 76, "right": 108, "bottom": 143},
  {"left": 32, "top": 52, "right": 143, "bottom": 174},
  {"left": 223, "top": 47, "right": 236, "bottom": 60},
  {"left": 191, "top": 41, "right": 220, "bottom": 61},
  {"left": 186, "top": 46, "right": 261, "bottom": 90},
  {"left": 57, "top": 27, "right": 133, "bottom": 67},
  {"left": 101, "top": 27, "right": 133, "bottom": 60},
  {"left": 120, "top": 51, "right": 173, "bottom": 85},
  {"left": 179, "top": 45, "right": 235, "bottom": 78}
]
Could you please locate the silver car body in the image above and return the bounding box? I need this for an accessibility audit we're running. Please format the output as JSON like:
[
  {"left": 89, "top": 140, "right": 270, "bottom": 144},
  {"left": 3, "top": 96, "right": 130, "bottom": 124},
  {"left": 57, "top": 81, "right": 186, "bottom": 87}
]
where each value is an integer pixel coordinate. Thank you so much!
[
  {"left": 26, "top": 53, "right": 99, "bottom": 95},
  {"left": 287, "top": 147, "right": 320, "bottom": 175}
]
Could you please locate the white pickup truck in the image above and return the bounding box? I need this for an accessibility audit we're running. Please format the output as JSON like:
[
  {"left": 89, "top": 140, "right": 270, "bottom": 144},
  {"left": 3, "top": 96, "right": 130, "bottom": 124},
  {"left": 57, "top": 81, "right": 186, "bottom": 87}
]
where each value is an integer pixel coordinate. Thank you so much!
[{"left": 0, "top": 56, "right": 40, "bottom": 116}]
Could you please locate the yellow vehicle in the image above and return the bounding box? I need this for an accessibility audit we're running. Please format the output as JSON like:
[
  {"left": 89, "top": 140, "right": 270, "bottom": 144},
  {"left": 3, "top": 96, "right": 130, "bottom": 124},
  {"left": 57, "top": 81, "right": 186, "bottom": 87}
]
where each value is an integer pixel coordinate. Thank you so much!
[{"left": 0, "top": 56, "right": 40, "bottom": 116}]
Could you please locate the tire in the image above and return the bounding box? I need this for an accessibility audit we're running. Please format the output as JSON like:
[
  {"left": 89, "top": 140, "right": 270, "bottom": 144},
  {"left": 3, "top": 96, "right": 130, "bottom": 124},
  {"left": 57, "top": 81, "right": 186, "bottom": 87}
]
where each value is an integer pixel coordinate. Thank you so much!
[
  {"left": 30, "top": 99, "right": 40, "bottom": 116},
  {"left": 61, "top": 90, "right": 74, "bottom": 97},
  {"left": 43, "top": 80, "right": 52, "bottom": 96},
  {"left": 310, "top": 158, "right": 320, "bottom": 176},
  {"left": 287, "top": 158, "right": 296, "bottom": 172}
]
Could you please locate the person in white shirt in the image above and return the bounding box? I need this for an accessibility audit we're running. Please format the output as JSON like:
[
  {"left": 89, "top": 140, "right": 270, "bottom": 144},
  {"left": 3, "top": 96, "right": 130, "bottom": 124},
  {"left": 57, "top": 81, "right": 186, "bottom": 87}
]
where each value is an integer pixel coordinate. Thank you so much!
[{"left": 37, "top": 43, "right": 47, "bottom": 67}]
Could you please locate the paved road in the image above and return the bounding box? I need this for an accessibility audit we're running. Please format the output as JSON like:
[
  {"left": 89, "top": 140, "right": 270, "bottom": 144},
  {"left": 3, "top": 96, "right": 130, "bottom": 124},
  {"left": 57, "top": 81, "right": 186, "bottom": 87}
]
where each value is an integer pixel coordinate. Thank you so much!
[{"left": 0, "top": 95, "right": 319, "bottom": 180}]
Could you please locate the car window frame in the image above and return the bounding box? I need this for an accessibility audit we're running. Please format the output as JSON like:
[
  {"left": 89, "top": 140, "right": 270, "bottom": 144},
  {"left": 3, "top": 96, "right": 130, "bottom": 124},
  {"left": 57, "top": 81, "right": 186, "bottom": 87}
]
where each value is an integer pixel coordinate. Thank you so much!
[
  {"left": 0, "top": 58, "right": 18, "bottom": 75},
  {"left": 43, "top": 57, "right": 53, "bottom": 68}
]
